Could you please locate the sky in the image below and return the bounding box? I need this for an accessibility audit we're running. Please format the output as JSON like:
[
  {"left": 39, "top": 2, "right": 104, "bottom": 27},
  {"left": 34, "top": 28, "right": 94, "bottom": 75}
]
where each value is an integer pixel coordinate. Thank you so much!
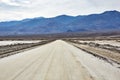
[{"left": 0, "top": 0, "right": 120, "bottom": 21}]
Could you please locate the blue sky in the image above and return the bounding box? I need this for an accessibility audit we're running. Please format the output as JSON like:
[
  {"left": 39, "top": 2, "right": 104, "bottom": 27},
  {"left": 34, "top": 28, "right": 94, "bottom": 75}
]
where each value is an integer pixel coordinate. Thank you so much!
[{"left": 0, "top": 0, "right": 120, "bottom": 21}]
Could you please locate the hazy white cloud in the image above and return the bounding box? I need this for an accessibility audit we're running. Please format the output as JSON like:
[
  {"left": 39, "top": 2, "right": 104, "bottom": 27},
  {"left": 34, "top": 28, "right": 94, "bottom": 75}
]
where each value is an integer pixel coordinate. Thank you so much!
[
  {"left": 0, "top": 0, "right": 120, "bottom": 21},
  {"left": 0, "top": 0, "right": 31, "bottom": 6}
]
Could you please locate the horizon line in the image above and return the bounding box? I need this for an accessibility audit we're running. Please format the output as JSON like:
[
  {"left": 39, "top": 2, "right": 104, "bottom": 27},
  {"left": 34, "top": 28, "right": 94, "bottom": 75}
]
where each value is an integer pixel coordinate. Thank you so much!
[{"left": 0, "top": 10, "right": 119, "bottom": 22}]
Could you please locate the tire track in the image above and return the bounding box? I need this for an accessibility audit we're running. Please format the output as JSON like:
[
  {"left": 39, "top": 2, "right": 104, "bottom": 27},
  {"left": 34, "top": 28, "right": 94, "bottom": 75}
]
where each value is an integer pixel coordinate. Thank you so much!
[
  {"left": 44, "top": 44, "right": 59, "bottom": 80},
  {"left": 44, "top": 43, "right": 69, "bottom": 80},
  {"left": 29, "top": 45, "right": 57, "bottom": 80},
  {"left": 61, "top": 44, "right": 70, "bottom": 80},
  {"left": 8, "top": 44, "right": 55, "bottom": 80}
]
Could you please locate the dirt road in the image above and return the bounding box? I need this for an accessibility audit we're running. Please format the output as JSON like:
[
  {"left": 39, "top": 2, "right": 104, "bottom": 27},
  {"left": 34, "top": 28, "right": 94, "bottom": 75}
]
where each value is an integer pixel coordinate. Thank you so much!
[{"left": 0, "top": 40, "right": 120, "bottom": 80}]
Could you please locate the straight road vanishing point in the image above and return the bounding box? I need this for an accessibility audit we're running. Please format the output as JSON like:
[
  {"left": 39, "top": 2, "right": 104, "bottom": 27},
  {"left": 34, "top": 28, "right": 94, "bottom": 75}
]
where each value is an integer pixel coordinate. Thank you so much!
[{"left": 0, "top": 40, "right": 120, "bottom": 80}]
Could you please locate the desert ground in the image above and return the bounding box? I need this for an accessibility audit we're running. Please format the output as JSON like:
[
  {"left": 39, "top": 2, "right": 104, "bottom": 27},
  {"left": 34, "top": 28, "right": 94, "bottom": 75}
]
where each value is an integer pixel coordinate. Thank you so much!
[
  {"left": 0, "top": 39, "right": 120, "bottom": 80},
  {"left": 0, "top": 40, "right": 41, "bottom": 46}
]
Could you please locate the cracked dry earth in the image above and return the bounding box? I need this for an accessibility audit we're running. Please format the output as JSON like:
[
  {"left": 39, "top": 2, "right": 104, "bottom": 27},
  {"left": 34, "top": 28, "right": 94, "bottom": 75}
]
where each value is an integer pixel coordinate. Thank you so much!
[{"left": 0, "top": 40, "right": 120, "bottom": 80}]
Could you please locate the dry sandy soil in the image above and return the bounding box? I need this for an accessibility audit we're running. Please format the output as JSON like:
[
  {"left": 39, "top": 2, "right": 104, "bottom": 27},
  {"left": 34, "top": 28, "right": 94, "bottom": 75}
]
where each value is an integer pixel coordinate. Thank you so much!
[{"left": 0, "top": 40, "right": 120, "bottom": 80}]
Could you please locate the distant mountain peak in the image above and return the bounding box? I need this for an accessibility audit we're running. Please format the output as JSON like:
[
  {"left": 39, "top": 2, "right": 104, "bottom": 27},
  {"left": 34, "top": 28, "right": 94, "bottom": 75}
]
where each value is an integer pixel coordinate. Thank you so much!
[
  {"left": 55, "top": 15, "right": 74, "bottom": 18},
  {"left": 102, "top": 10, "right": 120, "bottom": 14}
]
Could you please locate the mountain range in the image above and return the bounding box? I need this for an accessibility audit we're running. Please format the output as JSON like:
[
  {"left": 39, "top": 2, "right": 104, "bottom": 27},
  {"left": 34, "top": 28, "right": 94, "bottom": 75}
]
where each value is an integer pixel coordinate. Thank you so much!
[{"left": 0, "top": 10, "right": 120, "bottom": 36}]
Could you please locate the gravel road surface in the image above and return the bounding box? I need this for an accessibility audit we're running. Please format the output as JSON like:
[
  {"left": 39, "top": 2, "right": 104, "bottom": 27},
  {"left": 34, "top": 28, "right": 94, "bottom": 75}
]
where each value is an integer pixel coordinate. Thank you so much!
[{"left": 0, "top": 40, "right": 119, "bottom": 80}]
